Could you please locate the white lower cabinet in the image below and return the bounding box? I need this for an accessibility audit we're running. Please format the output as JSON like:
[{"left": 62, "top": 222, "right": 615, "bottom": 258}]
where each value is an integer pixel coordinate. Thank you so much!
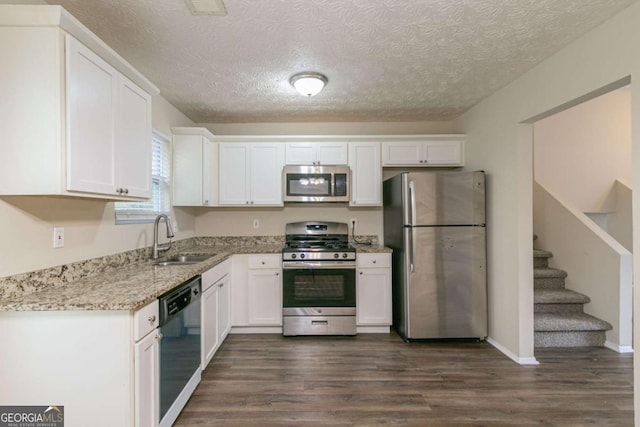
[
  {"left": 0, "top": 301, "right": 160, "bottom": 427},
  {"left": 135, "top": 324, "right": 160, "bottom": 427},
  {"left": 231, "top": 254, "right": 282, "bottom": 330},
  {"left": 357, "top": 253, "right": 392, "bottom": 328},
  {"left": 201, "top": 260, "right": 231, "bottom": 369}
]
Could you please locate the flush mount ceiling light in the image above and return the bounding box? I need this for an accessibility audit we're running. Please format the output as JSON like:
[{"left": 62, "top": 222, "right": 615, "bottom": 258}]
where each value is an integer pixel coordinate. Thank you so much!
[
  {"left": 185, "top": 0, "right": 227, "bottom": 16},
  {"left": 290, "top": 72, "right": 328, "bottom": 97}
]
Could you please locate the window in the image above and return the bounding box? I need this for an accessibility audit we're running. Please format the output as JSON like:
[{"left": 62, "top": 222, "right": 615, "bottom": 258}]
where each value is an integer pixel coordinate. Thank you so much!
[{"left": 115, "top": 130, "right": 171, "bottom": 224}]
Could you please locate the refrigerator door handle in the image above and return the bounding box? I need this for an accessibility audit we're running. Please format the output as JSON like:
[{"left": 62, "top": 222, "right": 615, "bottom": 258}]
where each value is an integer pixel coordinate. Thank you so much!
[
  {"left": 408, "top": 180, "right": 416, "bottom": 227},
  {"left": 409, "top": 227, "right": 415, "bottom": 272}
]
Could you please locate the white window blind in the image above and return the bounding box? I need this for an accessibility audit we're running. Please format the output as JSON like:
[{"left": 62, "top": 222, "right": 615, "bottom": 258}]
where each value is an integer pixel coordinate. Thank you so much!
[{"left": 115, "top": 130, "right": 171, "bottom": 224}]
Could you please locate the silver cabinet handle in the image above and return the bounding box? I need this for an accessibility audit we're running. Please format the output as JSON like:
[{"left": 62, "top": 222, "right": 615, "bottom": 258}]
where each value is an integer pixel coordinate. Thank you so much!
[
  {"left": 148, "top": 315, "right": 156, "bottom": 323},
  {"left": 123, "top": 188, "right": 129, "bottom": 194}
]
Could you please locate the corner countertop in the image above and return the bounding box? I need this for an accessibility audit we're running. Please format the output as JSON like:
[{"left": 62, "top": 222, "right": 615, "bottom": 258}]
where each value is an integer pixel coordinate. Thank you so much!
[
  {"left": 0, "top": 240, "right": 391, "bottom": 313},
  {"left": 0, "top": 244, "right": 281, "bottom": 312}
]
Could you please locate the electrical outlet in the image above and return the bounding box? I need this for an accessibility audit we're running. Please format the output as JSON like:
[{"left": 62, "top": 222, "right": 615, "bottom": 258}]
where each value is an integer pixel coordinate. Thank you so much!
[
  {"left": 53, "top": 227, "right": 64, "bottom": 248},
  {"left": 253, "top": 219, "right": 260, "bottom": 229}
]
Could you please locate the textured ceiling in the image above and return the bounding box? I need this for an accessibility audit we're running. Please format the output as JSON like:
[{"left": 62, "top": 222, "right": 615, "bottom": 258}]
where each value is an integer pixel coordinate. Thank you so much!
[{"left": 45, "top": 0, "right": 636, "bottom": 123}]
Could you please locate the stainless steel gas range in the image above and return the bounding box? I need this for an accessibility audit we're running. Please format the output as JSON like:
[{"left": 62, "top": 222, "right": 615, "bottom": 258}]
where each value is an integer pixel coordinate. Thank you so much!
[{"left": 282, "top": 221, "right": 357, "bottom": 336}]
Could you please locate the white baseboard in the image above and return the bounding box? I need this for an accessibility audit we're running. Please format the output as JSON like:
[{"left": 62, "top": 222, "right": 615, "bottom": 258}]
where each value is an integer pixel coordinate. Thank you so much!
[
  {"left": 230, "top": 326, "right": 283, "bottom": 334},
  {"left": 487, "top": 337, "right": 539, "bottom": 365},
  {"left": 356, "top": 325, "right": 391, "bottom": 333},
  {"left": 604, "top": 340, "right": 634, "bottom": 353}
]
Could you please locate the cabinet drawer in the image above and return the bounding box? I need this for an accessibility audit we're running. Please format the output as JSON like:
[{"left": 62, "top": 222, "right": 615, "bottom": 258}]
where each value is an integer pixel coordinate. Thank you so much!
[
  {"left": 133, "top": 300, "right": 159, "bottom": 341},
  {"left": 357, "top": 253, "right": 391, "bottom": 268},
  {"left": 248, "top": 254, "right": 281, "bottom": 269},
  {"left": 202, "top": 259, "right": 231, "bottom": 291}
]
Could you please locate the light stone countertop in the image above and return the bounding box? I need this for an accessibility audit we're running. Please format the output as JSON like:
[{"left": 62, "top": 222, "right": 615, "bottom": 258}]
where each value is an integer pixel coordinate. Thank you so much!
[
  {"left": 0, "top": 238, "right": 391, "bottom": 312},
  {"left": 0, "top": 244, "right": 282, "bottom": 312}
]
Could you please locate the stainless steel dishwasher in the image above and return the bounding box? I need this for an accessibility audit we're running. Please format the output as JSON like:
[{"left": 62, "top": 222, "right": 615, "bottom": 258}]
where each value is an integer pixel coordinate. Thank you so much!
[{"left": 158, "top": 275, "right": 202, "bottom": 427}]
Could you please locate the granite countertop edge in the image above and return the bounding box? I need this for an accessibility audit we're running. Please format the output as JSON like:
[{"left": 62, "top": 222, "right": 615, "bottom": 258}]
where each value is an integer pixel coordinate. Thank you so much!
[{"left": 0, "top": 243, "right": 391, "bottom": 312}]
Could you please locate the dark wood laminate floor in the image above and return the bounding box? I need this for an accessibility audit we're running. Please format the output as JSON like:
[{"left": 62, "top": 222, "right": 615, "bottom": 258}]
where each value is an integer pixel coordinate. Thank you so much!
[{"left": 175, "top": 333, "right": 633, "bottom": 426}]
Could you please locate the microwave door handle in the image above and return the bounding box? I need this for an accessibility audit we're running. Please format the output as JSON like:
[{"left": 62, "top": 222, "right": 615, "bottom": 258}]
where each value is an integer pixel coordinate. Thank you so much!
[{"left": 330, "top": 173, "right": 335, "bottom": 197}]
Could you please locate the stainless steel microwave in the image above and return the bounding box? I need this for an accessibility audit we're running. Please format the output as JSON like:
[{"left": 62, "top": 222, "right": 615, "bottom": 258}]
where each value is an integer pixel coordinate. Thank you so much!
[{"left": 283, "top": 165, "right": 350, "bottom": 202}]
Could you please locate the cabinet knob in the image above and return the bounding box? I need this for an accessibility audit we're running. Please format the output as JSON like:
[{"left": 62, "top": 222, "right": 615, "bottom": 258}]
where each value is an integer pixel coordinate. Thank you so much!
[
  {"left": 275, "top": 272, "right": 279, "bottom": 276},
  {"left": 148, "top": 315, "right": 156, "bottom": 323},
  {"left": 250, "top": 201, "right": 254, "bottom": 205},
  {"left": 204, "top": 200, "right": 209, "bottom": 205},
  {"left": 116, "top": 188, "right": 122, "bottom": 194},
  {"left": 372, "top": 260, "right": 377, "bottom": 264},
  {"left": 360, "top": 272, "right": 363, "bottom": 275},
  {"left": 261, "top": 261, "right": 265, "bottom": 265},
  {"left": 156, "top": 332, "right": 163, "bottom": 340},
  {"left": 218, "top": 283, "right": 224, "bottom": 288},
  {"left": 246, "top": 201, "right": 249, "bottom": 205}
]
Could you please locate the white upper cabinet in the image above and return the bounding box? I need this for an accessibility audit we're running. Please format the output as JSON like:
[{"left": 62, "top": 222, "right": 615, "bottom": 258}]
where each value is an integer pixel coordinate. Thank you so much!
[
  {"left": 382, "top": 138, "right": 464, "bottom": 166},
  {"left": 219, "top": 143, "right": 284, "bottom": 206},
  {"left": 172, "top": 127, "right": 218, "bottom": 206},
  {"left": 0, "top": 6, "right": 157, "bottom": 200},
  {"left": 285, "top": 142, "right": 348, "bottom": 165},
  {"left": 349, "top": 141, "right": 382, "bottom": 206}
]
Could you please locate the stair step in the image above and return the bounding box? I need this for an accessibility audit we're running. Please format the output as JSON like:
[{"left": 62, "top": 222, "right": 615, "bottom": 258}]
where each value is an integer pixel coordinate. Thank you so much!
[
  {"left": 534, "top": 312, "right": 612, "bottom": 332},
  {"left": 533, "top": 249, "right": 553, "bottom": 268},
  {"left": 534, "top": 268, "right": 567, "bottom": 289},
  {"left": 534, "top": 331, "right": 607, "bottom": 347},
  {"left": 534, "top": 289, "right": 590, "bottom": 313}
]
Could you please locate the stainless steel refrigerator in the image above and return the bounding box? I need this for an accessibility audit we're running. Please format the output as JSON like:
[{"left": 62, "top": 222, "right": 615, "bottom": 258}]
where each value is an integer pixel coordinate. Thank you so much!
[{"left": 383, "top": 171, "right": 487, "bottom": 341}]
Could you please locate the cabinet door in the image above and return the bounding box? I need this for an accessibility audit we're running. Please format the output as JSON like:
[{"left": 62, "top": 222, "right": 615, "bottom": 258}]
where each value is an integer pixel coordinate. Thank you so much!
[
  {"left": 217, "top": 276, "right": 231, "bottom": 341},
  {"left": 173, "top": 134, "right": 204, "bottom": 206},
  {"left": 349, "top": 141, "right": 381, "bottom": 206},
  {"left": 423, "top": 141, "right": 463, "bottom": 165},
  {"left": 135, "top": 330, "right": 159, "bottom": 427},
  {"left": 202, "top": 139, "right": 219, "bottom": 206},
  {"left": 357, "top": 267, "right": 392, "bottom": 325},
  {"left": 317, "top": 142, "right": 348, "bottom": 165},
  {"left": 219, "top": 144, "right": 249, "bottom": 205},
  {"left": 247, "top": 269, "right": 282, "bottom": 325},
  {"left": 381, "top": 142, "right": 422, "bottom": 166},
  {"left": 249, "top": 143, "right": 284, "bottom": 206},
  {"left": 66, "top": 36, "right": 118, "bottom": 195},
  {"left": 116, "top": 75, "right": 151, "bottom": 198},
  {"left": 201, "top": 284, "right": 219, "bottom": 370},
  {"left": 285, "top": 143, "right": 316, "bottom": 165}
]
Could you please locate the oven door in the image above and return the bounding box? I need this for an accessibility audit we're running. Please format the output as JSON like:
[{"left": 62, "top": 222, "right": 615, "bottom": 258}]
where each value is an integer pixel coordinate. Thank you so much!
[{"left": 282, "top": 262, "right": 356, "bottom": 308}]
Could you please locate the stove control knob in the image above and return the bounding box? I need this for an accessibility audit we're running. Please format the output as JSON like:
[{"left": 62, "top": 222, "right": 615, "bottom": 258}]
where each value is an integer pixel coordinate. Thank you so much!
[
  {"left": 300, "top": 253, "right": 305, "bottom": 259},
  {"left": 334, "top": 253, "right": 339, "bottom": 259},
  {"left": 342, "top": 253, "right": 349, "bottom": 259},
  {"left": 291, "top": 253, "right": 297, "bottom": 259}
]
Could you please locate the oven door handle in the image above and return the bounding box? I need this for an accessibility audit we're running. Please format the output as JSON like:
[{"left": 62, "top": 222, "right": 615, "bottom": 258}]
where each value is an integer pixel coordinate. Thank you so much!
[{"left": 282, "top": 261, "right": 356, "bottom": 269}]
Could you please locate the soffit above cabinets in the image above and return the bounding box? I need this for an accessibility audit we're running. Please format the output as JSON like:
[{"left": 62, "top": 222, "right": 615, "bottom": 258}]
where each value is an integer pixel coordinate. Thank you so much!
[{"left": 46, "top": 0, "right": 636, "bottom": 123}]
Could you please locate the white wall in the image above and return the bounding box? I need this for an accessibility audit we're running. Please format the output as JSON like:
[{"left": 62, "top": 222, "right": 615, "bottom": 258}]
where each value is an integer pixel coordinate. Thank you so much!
[
  {"left": 534, "top": 88, "right": 631, "bottom": 212},
  {"left": 453, "top": 0, "right": 640, "bottom": 378},
  {"left": 0, "top": 95, "right": 196, "bottom": 278}
]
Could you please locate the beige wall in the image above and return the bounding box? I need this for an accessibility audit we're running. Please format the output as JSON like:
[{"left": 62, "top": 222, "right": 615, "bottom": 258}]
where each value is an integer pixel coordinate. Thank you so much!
[
  {"left": 0, "top": 95, "right": 195, "bottom": 278},
  {"left": 534, "top": 88, "right": 631, "bottom": 212},
  {"left": 203, "top": 121, "right": 453, "bottom": 136},
  {"left": 453, "top": 0, "right": 639, "bottom": 373}
]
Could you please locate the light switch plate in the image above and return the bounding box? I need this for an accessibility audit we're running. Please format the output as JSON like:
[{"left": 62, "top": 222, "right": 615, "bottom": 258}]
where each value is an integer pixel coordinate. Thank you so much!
[{"left": 53, "top": 227, "right": 64, "bottom": 248}]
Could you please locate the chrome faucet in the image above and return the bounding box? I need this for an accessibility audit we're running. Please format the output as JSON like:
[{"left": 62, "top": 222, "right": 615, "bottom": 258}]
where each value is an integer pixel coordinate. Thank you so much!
[{"left": 152, "top": 214, "right": 175, "bottom": 259}]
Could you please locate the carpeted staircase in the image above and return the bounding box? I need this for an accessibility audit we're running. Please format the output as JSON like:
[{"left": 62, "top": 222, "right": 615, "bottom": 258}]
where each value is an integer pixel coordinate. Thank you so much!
[{"left": 533, "top": 243, "right": 612, "bottom": 347}]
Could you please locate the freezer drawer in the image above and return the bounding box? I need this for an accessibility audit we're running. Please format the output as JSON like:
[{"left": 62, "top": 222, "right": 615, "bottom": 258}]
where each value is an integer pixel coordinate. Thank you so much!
[{"left": 402, "top": 226, "right": 486, "bottom": 339}]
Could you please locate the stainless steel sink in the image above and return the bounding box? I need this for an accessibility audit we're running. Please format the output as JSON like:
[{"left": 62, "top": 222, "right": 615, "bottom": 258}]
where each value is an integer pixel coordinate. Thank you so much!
[{"left": 153, "top": 254, "right": 213, "bottom": 266}]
